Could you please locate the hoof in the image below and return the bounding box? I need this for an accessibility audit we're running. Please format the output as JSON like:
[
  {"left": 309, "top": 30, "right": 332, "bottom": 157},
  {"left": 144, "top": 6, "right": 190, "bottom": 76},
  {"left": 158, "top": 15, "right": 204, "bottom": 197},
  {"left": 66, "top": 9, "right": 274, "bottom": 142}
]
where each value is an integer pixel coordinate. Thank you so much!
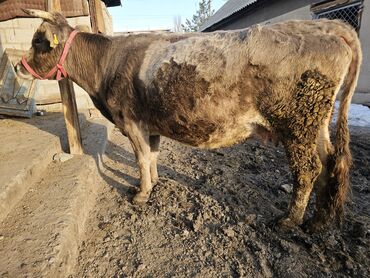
[
  {"left": 272, "top": 215, "right": 301, "bottom": 232},
  {"left": 303, "top": 215, "right": 331, "bottom": 234},
  {"left": 132, "top": 192, "right": 150, "bottom": 205}
]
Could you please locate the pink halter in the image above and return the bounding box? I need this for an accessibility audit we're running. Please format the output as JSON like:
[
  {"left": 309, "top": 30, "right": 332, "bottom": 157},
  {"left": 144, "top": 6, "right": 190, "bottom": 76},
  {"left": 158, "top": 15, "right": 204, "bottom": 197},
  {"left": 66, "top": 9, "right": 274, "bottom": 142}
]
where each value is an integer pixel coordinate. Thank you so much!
[{"left": 21, "top": 30, "right": 79, "bottom": 81}]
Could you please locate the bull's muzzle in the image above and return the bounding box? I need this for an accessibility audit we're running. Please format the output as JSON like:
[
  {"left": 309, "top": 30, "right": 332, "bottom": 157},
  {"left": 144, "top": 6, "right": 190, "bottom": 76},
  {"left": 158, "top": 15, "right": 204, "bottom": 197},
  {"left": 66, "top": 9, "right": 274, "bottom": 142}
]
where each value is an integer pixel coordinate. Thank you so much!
[{"left": 15, "top": 61, "right": 34, "bottom": 80}]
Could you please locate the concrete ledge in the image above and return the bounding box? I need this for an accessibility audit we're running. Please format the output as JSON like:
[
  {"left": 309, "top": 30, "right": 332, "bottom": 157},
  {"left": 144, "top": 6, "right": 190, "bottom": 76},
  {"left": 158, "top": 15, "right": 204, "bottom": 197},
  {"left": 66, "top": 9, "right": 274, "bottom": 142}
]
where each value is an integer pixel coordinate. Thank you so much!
[
  {"left": 0, "top": 115, "right": 114, "bottom": 277},
  {"left": 0, "top": 119, "right": 62, "bottom": 221}
]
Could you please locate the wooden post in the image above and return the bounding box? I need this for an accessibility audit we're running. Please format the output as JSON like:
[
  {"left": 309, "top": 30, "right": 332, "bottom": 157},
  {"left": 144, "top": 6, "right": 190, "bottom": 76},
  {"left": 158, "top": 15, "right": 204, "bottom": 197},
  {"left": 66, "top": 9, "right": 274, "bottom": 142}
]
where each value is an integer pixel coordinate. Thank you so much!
[
  {"left": 89, "top": 0, "right": 106, "bottom": 34},
  {"left": 58, "top": 80, "right": 82, "bottom": 154},
  {"left": 48, "top": 0, "right": 83, "bottom": 154}
]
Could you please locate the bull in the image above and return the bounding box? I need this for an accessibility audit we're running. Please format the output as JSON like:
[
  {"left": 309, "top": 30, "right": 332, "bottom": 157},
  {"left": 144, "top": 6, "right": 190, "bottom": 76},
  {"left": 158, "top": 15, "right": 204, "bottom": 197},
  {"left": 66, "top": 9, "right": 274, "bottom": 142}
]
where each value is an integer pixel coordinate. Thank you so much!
[{"left": 16, "top": 9, "right": 362, "bottom": 232}]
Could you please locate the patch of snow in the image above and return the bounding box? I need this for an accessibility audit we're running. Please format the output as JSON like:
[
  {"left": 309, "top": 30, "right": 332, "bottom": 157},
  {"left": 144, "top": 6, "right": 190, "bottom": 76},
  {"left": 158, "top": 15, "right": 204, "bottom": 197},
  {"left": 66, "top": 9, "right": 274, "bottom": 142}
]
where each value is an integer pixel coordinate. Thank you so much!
[{"left": 332, "top": 102, "right": 370, "bottom": 127}]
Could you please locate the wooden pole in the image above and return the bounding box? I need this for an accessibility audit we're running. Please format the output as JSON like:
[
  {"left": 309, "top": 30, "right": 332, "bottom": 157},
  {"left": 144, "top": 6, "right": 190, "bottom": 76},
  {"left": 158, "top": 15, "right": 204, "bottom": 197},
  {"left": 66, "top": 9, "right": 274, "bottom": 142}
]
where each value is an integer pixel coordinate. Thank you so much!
[
  {"left": 58, "top": 80, "right": 83, "bottom": 154},
  {"left": 48, "top": 0, "right": 83, "bottom": 154}
]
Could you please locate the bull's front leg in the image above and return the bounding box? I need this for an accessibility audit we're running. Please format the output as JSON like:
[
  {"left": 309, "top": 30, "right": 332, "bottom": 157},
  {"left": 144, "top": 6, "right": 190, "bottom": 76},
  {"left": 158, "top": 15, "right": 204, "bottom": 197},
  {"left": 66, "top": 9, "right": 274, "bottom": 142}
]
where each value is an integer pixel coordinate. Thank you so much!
[
  {"left": 124, "top": 121, "right": 153, "bottom": 204},
  {"left": 149, "top": 135, "right": 160, "bottom": 184}
]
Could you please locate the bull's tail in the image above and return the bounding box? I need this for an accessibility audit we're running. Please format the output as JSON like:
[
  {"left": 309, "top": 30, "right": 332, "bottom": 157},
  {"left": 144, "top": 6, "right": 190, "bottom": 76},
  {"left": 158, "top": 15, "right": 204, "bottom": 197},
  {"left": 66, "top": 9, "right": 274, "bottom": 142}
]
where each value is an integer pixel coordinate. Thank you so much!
[{"left": 328, "top": 21, "right": 362, "bottom": 220}]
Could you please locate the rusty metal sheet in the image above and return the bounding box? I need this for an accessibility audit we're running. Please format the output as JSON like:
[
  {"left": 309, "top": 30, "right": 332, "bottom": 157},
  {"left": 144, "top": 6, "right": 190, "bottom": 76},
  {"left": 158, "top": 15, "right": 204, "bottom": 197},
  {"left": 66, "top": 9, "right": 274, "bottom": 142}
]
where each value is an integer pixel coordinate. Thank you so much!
[
  {"left": 60, "top": 0, "right": 89, "bottom": 17},
  {"left": 0, "top": 49, "right": 38, "bottom": 118},
  {"left": 0, "top": 0, "right": 89, "bottom": 22}
]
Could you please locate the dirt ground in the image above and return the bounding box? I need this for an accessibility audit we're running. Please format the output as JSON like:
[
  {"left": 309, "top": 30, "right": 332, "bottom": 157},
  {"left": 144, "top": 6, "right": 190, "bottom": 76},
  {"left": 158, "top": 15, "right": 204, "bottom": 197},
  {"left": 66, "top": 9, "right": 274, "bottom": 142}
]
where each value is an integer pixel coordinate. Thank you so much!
[{"left": 74, "top": 126, "right": 369, "bottom": 278}]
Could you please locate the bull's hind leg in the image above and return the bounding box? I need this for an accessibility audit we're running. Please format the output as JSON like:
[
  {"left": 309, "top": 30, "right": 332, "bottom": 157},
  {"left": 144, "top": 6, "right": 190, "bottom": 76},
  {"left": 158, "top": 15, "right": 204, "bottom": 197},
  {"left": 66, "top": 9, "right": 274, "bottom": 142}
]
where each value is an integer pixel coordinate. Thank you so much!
[
  {"left": 314, "top": 124, "right": 334, "bottom": 193},
  {"left": 279, "top": 139, "right": 322, "bottom": 228},
  {"left": 124, "top": 121, "right": 153, "bottom": 204},
  {"left": 304, "top": 124, "right": 336, "bottom": 232},
  {"left": 255, "top": 69, "right": 337, "bottom": 230}
]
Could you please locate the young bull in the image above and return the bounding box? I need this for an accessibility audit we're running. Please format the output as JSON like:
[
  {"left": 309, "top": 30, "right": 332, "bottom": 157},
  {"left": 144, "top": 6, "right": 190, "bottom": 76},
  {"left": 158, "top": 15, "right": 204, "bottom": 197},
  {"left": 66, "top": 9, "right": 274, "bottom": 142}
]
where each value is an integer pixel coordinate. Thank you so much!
[{"left": 16, "top": 9, "right": 362, "bottom": 232}]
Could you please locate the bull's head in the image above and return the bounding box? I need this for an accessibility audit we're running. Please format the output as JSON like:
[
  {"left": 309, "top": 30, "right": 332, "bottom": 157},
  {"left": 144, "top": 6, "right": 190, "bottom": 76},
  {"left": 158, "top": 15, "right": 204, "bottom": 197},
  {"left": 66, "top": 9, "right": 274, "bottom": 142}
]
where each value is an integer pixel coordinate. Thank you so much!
[{"left": 16, "top": 9, "right": 86, "bottom": 80}]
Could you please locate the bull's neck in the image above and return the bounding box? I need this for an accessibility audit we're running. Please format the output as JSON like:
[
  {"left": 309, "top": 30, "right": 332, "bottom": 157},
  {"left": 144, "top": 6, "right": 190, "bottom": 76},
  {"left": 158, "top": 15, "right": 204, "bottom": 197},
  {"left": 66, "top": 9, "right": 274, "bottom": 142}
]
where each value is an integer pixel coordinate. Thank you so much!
[{"left": 64, "top": 32, "right": 112, "bottom": 95}]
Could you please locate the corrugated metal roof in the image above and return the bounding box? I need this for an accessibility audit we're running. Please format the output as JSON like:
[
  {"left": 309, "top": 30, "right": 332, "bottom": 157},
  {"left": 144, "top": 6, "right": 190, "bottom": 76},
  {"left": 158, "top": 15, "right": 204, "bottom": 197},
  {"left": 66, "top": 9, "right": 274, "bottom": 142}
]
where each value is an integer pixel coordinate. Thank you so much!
[
  {"left": 0, "top": 0, "right": 121, "bottom": 22},
  {"left": 200, "top": 0, "right": 258, "bottom": 31},
  {"left": 102, "top": 0, "right": 122, "bottom": 7}
]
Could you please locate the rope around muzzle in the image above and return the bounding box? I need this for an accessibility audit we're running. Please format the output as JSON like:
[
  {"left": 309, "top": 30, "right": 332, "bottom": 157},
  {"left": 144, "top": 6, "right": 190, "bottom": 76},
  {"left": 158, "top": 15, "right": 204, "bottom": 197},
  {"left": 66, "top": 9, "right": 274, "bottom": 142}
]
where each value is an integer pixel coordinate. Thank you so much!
[{"left": 21, "top": 30, "right": 79, "bottom": 81}]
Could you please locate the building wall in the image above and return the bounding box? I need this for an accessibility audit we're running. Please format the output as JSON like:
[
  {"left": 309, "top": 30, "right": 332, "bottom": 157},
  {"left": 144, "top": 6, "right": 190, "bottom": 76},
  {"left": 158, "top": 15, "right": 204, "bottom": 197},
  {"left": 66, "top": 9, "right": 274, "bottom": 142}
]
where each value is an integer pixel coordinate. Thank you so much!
[
  {"left": 217, "top": 0, "right": 370, "bottom": 104},
  {"left": 357, "top": 0, "right": 370, "bottom": 100},
  {"left": 261, "top": 6, "right": 312, "bottom": 24},
  {"left": 0, "top": 18, "right": 42, "bottom": 52},
  {"left": 219, "top": 0, "right": 315, "bottom": 30}
]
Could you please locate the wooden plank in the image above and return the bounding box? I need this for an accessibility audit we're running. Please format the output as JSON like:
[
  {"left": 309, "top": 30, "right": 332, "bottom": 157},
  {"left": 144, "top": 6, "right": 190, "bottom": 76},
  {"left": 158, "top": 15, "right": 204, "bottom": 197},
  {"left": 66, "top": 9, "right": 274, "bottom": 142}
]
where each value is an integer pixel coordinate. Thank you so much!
[
  {"left": 48, "top": 0, "right": 83, "bottom": 154},
  {"left": 89, "top": 0, "right": 106, "bottom": 33},
  {"left": 89, "top": 0, "right": 98, "bottom": 33},
  {"left": 311, "top": 0, "right": 350, "bottom": 13},
  {"left": 95, "top": 0, "right": 106, "bottom": 33},
  {"left": 36, "top": 97, "right": 62, "bottom": 105}
]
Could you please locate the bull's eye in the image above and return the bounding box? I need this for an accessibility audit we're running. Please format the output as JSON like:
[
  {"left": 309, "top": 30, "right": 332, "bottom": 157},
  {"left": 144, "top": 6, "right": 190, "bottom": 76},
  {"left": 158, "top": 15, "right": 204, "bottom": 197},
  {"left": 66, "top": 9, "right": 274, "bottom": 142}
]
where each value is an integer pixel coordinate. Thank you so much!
[
  {"left": 33, "top": 38, "right": 42, "bottom": 44},
  {"left": 32, "top": 32, "right": 51, "bottom": 53}
]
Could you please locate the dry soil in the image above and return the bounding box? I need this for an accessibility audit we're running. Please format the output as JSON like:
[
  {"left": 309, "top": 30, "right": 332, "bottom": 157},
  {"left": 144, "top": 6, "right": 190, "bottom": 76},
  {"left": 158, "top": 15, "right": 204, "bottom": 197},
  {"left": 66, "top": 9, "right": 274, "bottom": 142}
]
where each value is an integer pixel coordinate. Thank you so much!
[{"left": 74, "top": 126, "right": 369, "bottom": 278}]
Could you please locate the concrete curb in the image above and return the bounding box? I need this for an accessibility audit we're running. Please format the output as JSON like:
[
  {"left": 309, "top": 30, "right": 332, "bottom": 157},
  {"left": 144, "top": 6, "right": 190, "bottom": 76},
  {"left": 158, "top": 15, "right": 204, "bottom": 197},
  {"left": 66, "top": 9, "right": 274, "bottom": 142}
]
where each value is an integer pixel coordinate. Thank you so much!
[
  {"left": 0, "top": 120, "right": 62, "bottom": 221},
  {"left": 0, "top": 116, "right": 114, "bottom": 277}
]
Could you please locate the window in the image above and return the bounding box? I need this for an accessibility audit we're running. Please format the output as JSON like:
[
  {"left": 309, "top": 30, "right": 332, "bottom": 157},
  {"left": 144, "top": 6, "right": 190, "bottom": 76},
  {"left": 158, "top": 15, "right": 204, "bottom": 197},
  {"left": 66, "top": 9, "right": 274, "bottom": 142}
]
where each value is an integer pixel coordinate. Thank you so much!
[{"left": 312, "top": 1, "right": 364, "bottom": 32}]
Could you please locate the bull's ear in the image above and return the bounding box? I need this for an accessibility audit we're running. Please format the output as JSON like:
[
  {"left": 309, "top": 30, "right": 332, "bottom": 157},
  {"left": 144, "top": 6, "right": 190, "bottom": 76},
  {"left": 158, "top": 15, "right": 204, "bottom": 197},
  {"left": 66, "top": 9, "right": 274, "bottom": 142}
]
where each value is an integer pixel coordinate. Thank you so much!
[
  {"left": 22, "top": 9, "right": 55, "bottom": 23},
  {"left": 75, "top": 25, "right": 91, "bottom": 32},
  {"left": 44, "top": 29, "right": 59, "bottom": 48}
]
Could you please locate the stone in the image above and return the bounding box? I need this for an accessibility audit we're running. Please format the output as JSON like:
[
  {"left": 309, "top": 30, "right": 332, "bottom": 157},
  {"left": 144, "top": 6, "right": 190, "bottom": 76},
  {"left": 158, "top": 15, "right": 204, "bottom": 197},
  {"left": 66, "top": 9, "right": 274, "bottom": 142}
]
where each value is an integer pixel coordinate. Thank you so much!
[
  {"left": 53, "top": 153, "right": 74, "bottom": 163},
  {"left": 224, "top": 227, "right": 235, "bottom": 238},
  {"left": 280, "top": 183, "right": 293, "bottom": 194}
]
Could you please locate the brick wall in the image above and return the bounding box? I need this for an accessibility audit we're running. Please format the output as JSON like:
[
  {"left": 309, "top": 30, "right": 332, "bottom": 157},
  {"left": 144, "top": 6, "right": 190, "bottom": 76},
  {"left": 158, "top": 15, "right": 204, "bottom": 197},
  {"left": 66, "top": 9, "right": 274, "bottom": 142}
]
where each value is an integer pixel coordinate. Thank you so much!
[{"left": 0, "top": 18, "right": 42, "bottom": 53}]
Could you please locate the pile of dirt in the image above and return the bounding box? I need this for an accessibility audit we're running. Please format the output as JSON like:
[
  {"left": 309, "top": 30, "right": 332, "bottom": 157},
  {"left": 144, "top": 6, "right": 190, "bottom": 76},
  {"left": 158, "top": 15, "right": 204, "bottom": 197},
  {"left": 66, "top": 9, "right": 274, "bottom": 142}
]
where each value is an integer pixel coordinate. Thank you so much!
[{"left": 74, "top": 127, "right": 369, "bottom": 277}]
